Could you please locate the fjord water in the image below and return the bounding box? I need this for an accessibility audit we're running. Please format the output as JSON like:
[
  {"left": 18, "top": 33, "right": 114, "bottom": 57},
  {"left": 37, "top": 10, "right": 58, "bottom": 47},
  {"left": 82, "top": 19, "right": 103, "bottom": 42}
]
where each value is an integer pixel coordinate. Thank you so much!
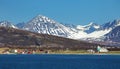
[{"left": 0, "top": 54, "right": 120, "bottom": 69}]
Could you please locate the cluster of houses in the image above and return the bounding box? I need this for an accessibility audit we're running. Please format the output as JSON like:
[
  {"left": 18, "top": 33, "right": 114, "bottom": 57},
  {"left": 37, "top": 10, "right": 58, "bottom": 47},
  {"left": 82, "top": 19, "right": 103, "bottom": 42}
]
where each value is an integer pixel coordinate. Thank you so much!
[
  {"left": 2, "top": 45, "right": 108, "bottom": 54},
  {"left": 87, "top": 45, "right": 109, "bottom": 53},
  {"left": 2, "top": 49, "right": 49, "bottom": 54}
]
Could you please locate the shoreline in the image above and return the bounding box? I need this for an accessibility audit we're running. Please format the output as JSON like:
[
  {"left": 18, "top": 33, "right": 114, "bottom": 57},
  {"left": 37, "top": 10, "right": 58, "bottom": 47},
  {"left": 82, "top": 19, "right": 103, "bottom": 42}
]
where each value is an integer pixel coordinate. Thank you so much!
[
  {"left": 1, "top": 47, "right": 120, "bottom": 55},
  {"left": 0, "top": 53, "right": 120, "bottom": 55}
]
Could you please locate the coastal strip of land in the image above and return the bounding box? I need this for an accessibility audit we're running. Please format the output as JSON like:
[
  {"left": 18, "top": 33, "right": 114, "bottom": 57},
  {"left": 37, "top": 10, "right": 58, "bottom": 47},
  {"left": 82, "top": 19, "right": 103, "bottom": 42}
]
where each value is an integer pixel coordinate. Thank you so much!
[{"left": 0, "top": 47, "right": 120, "bottom": 55}]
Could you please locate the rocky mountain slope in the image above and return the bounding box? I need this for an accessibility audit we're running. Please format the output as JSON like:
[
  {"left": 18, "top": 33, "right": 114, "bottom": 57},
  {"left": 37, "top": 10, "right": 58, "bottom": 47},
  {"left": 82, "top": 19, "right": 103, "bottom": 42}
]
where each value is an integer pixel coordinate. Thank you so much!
[
  {"left": 0, "top": 27, "right": 98, "bottom": 50},
  {"left": 105, "top": 26, "right": 120, "bottom": 42}
]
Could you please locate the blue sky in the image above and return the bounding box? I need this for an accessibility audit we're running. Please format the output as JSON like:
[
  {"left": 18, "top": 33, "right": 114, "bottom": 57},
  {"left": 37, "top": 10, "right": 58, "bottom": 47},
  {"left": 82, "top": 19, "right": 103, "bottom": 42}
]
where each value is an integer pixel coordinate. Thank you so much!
[{"left": 0, "top": 0, "right": 120, "bottom": 25}]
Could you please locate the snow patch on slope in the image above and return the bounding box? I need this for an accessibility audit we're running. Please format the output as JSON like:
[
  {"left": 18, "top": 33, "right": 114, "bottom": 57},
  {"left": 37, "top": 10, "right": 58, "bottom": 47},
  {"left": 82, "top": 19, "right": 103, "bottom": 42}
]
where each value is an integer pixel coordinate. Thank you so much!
[{"left": 88, "top": 29, "right": 112, "bottom": 38}]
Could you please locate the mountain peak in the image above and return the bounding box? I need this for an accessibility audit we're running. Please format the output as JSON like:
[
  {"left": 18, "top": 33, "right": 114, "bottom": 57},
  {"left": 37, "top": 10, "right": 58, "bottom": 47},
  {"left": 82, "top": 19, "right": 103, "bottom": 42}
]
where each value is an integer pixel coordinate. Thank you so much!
[
  {"left": 31, "top": 14, "right": 56, "bottom": 24},
  {"left": 36, "top": 15, "right": 48, "bottom": 19},
  {"left": 23, "top": 15, "right": 73, "bottom": 37},
  {"left": 0, "top": 21, "right": 17, "bottom": 28},
  {"left": 88, "top": 22, "right": 99, "bottom": 26},
  {"left": 88, "top": 22, "right": 94, "bottom": 26}
]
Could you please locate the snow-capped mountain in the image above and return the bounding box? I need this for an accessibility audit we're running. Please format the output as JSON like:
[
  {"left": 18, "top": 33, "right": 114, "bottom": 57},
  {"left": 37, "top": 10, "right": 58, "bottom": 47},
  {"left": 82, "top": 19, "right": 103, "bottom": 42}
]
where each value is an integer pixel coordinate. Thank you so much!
[
  {"left": 18, "top": 15, "right": 120, "bottom": 41},
  {"left": 66, "top": 19, "right": 120, "bottom": 43},
  {"left": 63, "top": 22, "right": 102, "bottom": 39},
  {"left": 22, "top": 15, "right": 74, "bottom": 37},
  {"left": 91, "top": 20, "right": 120, "bottom": 39},
  {"left": 1, "top": 15, "right": 120, "bottom": 46},
  {"left": 101, "top": 19, "right": 120, "bottom": 29},
  {"left": 68, "top": 22, "right": 110, "bottom": 39},
  {"left": 0, "top": 21, "right": 17, "bottom": 28},
  {"left": 100, "top": 19, "right": 120, "bottom": 41},
  {"left": 105, "top": 26, "right": 120, "bottom": 42},
  {"left": 87, "top": 20, "right": 120, "bottom": 38}
]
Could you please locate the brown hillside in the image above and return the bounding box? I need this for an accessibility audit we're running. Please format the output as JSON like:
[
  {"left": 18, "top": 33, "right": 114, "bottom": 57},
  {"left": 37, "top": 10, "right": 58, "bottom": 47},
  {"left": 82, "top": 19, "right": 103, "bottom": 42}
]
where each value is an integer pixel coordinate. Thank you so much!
[{"left": 0, "top": 27, "right": 98, "bottom": 50}]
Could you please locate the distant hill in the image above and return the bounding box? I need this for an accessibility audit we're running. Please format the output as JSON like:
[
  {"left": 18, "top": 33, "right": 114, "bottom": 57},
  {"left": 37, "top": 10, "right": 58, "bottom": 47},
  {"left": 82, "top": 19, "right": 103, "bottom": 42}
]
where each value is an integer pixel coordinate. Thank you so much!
[{"left": 0, "top": 27, "right": 98, "bottom": 50}]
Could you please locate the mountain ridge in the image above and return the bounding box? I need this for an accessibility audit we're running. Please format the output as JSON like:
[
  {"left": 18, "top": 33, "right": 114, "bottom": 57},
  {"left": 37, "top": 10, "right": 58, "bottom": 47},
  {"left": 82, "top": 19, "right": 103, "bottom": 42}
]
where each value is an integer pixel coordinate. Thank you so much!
[{"left": 0, "top": 15, "right": 120, "bottom": 46}]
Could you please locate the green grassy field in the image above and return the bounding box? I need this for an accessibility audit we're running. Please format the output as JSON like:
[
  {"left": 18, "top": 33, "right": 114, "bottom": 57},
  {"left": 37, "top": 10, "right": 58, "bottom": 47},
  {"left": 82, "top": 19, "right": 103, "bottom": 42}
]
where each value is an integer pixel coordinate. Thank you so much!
[
  {"left": 49, "top": 50, "right": 87, "bottom": 54},
  {"left": 49, "top": 50, "right": 120, "bottom": 54}
]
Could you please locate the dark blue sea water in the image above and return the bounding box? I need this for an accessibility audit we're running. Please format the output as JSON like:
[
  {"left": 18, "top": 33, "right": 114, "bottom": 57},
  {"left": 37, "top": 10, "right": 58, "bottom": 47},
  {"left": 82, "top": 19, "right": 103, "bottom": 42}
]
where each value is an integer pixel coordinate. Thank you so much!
[{"left": 0, "top": 54, "right": 120, "bottom": 69}]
